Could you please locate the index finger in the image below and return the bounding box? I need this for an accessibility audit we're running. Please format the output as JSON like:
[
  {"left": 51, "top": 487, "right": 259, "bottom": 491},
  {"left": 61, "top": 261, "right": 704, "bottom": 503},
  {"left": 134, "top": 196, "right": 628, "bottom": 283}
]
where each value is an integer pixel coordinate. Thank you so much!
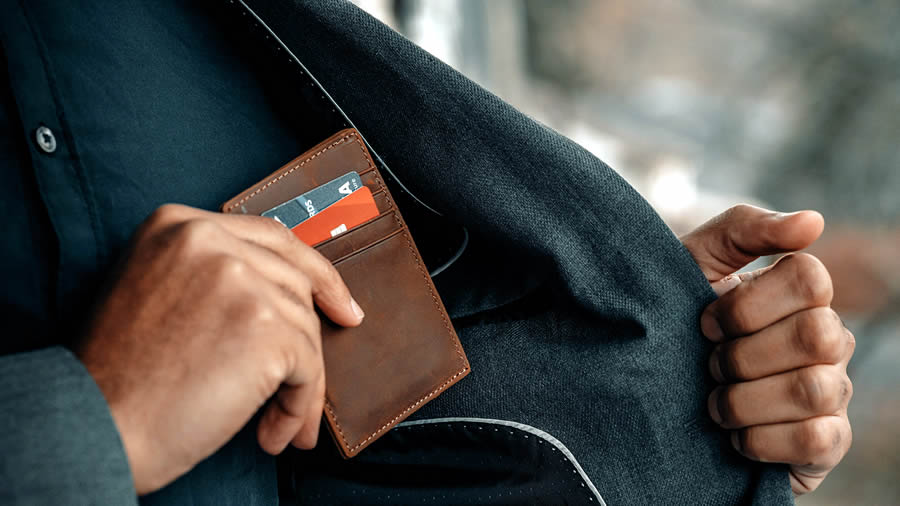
[
  {"left": 701, "top": 253, "right": 833, "bottom": 341},
  {"left": 154, "top": 204, "right": 364, "bottom": 327}
]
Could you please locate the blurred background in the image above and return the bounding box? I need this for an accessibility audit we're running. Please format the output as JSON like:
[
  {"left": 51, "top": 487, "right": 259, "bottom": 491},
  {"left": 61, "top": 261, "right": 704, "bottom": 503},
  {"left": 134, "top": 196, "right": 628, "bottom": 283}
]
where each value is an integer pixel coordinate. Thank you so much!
[{"left": 352, "top": 1, "right": 899, "bottom": 503}]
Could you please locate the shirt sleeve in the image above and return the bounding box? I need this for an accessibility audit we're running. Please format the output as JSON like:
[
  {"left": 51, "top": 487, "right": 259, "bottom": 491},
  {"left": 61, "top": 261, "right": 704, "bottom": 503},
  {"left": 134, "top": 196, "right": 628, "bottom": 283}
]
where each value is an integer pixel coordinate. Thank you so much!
[{"left": 0, "top": 347, "right": 137, "bottom": 505}]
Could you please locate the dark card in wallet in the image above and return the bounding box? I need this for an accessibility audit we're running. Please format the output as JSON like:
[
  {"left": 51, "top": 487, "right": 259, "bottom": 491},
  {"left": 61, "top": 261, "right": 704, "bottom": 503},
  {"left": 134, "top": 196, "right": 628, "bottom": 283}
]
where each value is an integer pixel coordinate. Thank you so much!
[{"left": 221, "top": 129, "right": 470, "bottom": 458}]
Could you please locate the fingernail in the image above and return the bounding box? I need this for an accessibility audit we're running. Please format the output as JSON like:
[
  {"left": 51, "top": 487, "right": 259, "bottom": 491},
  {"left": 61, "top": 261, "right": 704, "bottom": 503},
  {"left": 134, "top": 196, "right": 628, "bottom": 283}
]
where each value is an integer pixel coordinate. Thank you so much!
[
  {"left": 713, "top": 274, "right": 742, "bottom": 297},
  {"left": 731, "top": 431, "right": 742, "bottom": 453},
  {"left": 700, "top": 312, "right": 724, "bottom": 341},
  {"left": 350, "top": 297, "right": 365, "bottom": 321},
  {"left": 708, "top": 387, "right": 724, "bottom": 425},
  {"left": 772, "top": 211, "right": 801, "bottom": 220},
  {"left": 709, "top": 347, "right": 726, "bottom": 383}
]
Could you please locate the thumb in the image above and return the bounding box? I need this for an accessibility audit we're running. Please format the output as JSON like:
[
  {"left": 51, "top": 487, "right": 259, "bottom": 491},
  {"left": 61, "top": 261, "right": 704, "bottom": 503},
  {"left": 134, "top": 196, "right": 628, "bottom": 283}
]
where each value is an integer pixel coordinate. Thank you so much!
[{"left": 680, "top": 204, "right": 824, "bottom": 282}]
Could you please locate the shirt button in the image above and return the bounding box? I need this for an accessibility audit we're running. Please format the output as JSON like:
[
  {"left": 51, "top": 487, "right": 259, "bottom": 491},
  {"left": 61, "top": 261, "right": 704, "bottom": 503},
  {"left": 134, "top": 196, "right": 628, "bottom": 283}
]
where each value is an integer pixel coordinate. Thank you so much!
[{"left": 35, "top": 126, "right": 57, "bottom": 154}]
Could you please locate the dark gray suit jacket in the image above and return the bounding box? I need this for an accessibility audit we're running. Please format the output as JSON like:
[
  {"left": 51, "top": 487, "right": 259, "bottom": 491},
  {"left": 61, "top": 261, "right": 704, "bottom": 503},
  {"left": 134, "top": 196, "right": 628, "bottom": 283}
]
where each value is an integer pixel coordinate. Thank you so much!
[{"left": 0, "top": 1, "right": 791, "bottom": 504}]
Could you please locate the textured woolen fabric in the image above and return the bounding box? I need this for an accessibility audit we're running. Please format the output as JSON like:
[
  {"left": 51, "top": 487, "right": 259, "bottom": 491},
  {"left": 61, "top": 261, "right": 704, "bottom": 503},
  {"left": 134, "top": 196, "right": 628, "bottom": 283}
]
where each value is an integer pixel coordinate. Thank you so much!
[
  {"left": 254, "top": 1, "right": 793, "bottom": 504},
  {"left": 0, "top": 348, "right": 136, "bottom": 505}
]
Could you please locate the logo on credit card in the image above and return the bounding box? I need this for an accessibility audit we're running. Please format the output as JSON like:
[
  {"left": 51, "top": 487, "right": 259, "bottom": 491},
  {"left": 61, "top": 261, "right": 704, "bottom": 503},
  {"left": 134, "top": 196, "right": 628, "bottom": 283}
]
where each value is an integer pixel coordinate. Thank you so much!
[{"left": 261, "top": 171, "right": 362, "bottom": 228}]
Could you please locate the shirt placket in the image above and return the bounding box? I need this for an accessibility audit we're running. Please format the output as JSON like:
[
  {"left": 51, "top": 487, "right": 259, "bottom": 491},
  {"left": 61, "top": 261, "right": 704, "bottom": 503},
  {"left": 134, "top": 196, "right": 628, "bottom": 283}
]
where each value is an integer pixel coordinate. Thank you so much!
[{"left": 1, "top": 3, "right": 102, "bottom": 312}]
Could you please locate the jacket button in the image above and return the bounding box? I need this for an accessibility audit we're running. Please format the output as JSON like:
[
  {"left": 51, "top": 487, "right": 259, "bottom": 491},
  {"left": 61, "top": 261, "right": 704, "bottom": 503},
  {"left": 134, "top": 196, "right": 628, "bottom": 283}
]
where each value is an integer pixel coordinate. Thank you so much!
[{"left": 35, "top": 126, "right": 57, "bottom": 154}]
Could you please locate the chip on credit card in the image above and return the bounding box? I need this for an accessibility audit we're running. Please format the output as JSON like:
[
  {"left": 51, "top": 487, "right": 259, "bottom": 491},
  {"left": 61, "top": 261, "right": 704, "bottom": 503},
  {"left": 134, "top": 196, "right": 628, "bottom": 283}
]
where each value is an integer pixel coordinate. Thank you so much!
[
  {"left": 290, "top": 186, "right": 379, "bottom": 246},
  {"left": 261, "top": 171, "right": 362, "bottom": 228}
]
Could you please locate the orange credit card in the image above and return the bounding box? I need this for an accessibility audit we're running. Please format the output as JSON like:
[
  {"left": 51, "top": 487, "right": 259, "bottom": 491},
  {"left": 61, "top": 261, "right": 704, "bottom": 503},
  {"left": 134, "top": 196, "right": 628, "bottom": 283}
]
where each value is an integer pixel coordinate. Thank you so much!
[{"left": 291, "top": 186, "right": 379, "bottom": 246}]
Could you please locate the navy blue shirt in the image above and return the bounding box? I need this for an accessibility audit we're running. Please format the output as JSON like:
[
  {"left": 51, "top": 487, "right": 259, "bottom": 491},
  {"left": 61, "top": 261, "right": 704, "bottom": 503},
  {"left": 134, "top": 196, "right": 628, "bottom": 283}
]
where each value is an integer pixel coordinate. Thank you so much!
[{"left": 0, "top": 1, "right": 314, "bottom": 354}]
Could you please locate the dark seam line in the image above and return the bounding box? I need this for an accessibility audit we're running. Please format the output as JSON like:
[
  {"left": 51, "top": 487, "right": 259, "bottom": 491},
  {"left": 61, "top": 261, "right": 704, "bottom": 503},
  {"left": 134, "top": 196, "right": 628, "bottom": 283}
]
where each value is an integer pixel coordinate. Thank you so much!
[
  {"left": 0, "top": 39, "right": 60, "bottom": 315},
  {"left": 20, "top": 1, "right": 106, "bottom": 271}
]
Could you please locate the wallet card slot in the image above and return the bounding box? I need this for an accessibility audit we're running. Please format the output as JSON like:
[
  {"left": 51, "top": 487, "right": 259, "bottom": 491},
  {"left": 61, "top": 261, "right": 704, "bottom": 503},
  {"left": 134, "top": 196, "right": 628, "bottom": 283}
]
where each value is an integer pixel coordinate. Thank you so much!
[
  {"left": 372, "top": 189, "right": 392, "bottom": 214},
  {"left": 358, "top": 166, "right": 378, "bottom": 179},
  {"left": 360, "top": 170, "right": 377, "bottom": 192},
  {"left": 315, "top": 209, "right": 403, "bottom": 263},
  {"left": 330, "top": 227, "right": 406, "bottom": 267},
  {"left": 362, "top": 171, "right": 390, "bottom": 200}
]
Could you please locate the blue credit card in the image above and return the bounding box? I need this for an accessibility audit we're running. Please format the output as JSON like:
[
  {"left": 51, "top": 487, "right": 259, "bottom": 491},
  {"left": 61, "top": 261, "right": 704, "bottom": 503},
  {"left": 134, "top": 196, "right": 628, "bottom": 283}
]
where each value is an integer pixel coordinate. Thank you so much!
[{"left": 262, "top": 171, "right": 362, "bottom": 228}]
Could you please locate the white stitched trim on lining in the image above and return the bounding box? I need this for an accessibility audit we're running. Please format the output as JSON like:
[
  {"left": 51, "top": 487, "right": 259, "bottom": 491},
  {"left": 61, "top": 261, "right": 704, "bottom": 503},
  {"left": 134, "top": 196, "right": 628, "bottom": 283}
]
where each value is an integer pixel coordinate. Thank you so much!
[{"left": 396, "top": 417, "right": 607, "bottom": 505}]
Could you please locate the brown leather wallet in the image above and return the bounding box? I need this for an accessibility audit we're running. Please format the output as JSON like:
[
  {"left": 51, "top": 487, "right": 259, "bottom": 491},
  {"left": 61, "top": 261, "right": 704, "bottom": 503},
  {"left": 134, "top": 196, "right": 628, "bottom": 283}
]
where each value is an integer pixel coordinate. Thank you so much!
[{"left": 221, "top": 129, "right": 470, "bottom": 458}]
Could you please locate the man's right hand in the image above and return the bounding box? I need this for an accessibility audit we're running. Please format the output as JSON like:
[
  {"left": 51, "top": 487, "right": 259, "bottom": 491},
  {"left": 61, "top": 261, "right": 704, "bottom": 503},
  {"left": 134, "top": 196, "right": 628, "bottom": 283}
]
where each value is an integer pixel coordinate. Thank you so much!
[{"left": 75, "top": 204, "right": 365, "bottom": 495}]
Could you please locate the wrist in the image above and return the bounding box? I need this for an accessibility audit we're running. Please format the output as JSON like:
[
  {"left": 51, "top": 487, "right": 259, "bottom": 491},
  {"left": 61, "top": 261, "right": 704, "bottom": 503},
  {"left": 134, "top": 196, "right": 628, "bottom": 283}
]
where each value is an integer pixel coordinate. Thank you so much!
[
  {"left": 108, "top": 403, "right": 154, "bottom": 495},
  {"left": 80, "top": 355, "right": 156, "bottom": 495}
]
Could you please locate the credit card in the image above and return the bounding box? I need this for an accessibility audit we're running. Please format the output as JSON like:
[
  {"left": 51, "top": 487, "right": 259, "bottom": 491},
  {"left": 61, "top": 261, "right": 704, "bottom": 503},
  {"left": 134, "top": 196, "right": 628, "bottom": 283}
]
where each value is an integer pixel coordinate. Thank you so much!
[
  {"left": 291, "top": 186, "right": 379, "bottom": 246},
  {"left": 262, "top": 171, "right": 362, "bottom": 228}
]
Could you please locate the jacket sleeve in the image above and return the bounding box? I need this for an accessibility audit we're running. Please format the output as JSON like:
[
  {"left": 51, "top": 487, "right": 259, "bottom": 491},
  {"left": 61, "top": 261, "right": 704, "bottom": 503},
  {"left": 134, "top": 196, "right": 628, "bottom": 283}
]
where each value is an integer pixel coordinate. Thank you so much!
[{"left": 0, "top": 347, "right": 137, "bottom": 505}]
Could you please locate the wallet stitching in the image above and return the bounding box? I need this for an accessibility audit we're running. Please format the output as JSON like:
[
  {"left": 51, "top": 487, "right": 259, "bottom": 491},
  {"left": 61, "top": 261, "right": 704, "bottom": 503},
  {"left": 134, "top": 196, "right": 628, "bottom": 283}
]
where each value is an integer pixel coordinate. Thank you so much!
[
  {"left": 398, "top": 224, "right": 467, "bottom": 367},
  {"left": 327, "top": 367, "right": 469, "bottom": 454},
  {"left": 224, "top": 133, "right": 371, "bottom": 212},
  {"left": 328, "top": 216, "right": 468, "bottom": 454},
  {"left": 323, "top": 135, "right": 469, "bottom": 455}
]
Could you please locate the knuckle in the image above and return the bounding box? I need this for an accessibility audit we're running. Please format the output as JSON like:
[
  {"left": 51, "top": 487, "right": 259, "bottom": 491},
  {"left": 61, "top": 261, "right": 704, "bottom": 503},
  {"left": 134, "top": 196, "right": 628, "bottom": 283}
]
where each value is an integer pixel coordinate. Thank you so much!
[
  {"left": 718, "top": 297, "right": 755, "bottom": 336},
  {"left": 795, "top": 308, "right": 845, "bottom": 363},
  {"left": 209, "top": 254, "right": 249, "bottom": 283},
  {"left": 289, "top": 329, "right": 323, "bottom": 377},
  {"left": 214, "top": 267, "right": 275, "bottom": 325},
  {"left": 259, "top": 358, "right": 287, "bottom": 395},
  {"left": 720, "top": 341, "right": 750, "bottom": 381},
  {"left": 281, "top": 302, "right": 322, "bottom": 349},
  {"left": 787, "top": 253, "right": 833, "bottom": 306},
  {"left": 294, "top": 273, "right": 314, "bottom": 299},
  {"left": 841, "top": 375, "right": 854, "bottom": 404},
  {"left": 712, "top": 204, "right": 756, "bottom": 241},
  {"left": 845, "top": 328, "right": 857, "bottom": 356},
  {"left": 239, "top": 296, "right": 277, "bottom": 325},
  {"left": 299, "top": 304, "right": 323, "bottom": 340},
  {"left": 312, "top": 255, "right": 345, "bottom": 291},
  {"left": 173, "top": 219, "right": 221, "bottom": 254},
  {"left": 739, "top": 428, "right": 762, "bottom": 460},
  {"left": 793, "top": 367, "right": 842, "bottom": 414},
  {"left": 800, "top": 419, "right": 834, "bottom": 458},
  {"left": 138, "top": 204, "right": 187, "bottom": 240},
  {"left": 310, "top": 351, "right": 326, "bottom": 386},
  {"left": 718, "top": 386, "right": 741, "bottom": 427},
  {"left": 147, "top": 203, "right": 186, "bottom": 228},
  {"left": 258, "top": 215, "right": 294, "bottom": 239},
  {"left": 726, "top": 204, "right": 756, "bottom": 221},
  {"left": 278, "top": 343, "right": 299, "bottom": 382},
  {"left": 800, "top": 418, "right": 843, "bottom": 466},
  {"left": 306, "top": 320, "right": 324, "bottom": 355},
  {"left": 282, "top": 271, "right": 313, "bottom": 307}
]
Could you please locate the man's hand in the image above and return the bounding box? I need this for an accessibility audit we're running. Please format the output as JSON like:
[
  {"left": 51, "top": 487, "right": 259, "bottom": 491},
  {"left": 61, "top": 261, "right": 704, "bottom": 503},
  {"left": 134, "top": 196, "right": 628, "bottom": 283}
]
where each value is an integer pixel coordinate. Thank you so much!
[
  {"left": 75, "top": 204, "right": 365, "bottom": 495},
  {"left": 681, "top": 204, "right": 854, "bottom": 496}
]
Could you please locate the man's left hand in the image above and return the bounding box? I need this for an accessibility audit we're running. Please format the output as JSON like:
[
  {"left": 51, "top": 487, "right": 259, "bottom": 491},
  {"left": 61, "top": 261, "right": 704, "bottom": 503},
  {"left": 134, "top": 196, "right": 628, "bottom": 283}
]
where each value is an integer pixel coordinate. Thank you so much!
[{"left": 681, "top": 204, "right": 854, "bottom": 496}]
